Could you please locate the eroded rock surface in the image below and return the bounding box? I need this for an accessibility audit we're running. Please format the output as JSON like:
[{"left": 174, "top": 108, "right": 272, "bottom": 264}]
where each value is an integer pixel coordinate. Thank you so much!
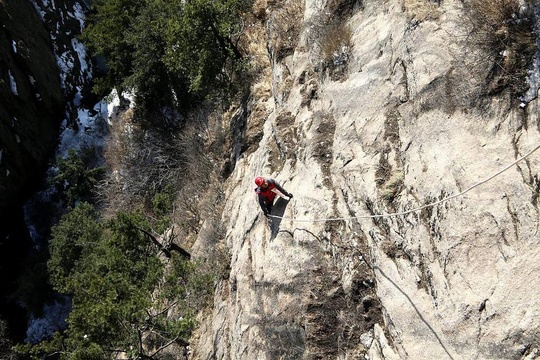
[{"left": 192, "top": 0, "right": 540, "bottom": 359}]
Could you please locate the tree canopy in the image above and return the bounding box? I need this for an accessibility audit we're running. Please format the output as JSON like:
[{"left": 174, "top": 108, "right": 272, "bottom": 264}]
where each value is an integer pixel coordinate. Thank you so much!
[
  {"left": 50, "top": 149, "right": 105, "bottom": 208},
  {"left": 81, "top": 0, "right": 252, "bottom": 123},
  {"left": 16, "top": 203, "right": 212, "bottom": 359}
]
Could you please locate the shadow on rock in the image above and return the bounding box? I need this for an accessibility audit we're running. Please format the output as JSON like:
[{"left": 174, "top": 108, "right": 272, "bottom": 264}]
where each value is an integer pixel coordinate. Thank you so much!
[{"left": 269, "top": 197, "right": 289, "bottom": 240}]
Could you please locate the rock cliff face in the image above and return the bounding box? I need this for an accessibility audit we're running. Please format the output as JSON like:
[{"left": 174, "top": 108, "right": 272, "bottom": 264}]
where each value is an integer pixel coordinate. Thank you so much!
[
  {"left": 0, "top": 0, "right": 64, "bottom": 212},
  {"left": 192, "top": 0, "right": 540, "bottom": 359},
  {"left": 0, "top": 0, "right": 92, "bottom": 342}
]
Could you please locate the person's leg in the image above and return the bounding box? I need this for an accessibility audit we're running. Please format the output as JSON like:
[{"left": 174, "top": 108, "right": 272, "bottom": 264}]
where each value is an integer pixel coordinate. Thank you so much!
[{"left": 266, "top": 200, "right": 273, "bottom": 215}]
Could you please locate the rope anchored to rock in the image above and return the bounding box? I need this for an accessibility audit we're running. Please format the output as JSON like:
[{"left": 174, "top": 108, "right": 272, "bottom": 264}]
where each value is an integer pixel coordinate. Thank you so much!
[{"left": 268, "top": 142, "right": 540, "bottom": 223}]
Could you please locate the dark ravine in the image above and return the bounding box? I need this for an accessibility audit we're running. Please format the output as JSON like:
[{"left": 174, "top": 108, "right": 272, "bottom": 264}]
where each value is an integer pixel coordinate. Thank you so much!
[
  {"left": 0, "top": 207, "right": 32, "bottom": 343},
  {"left": 0, "top": 0, "right": 91, "bottom": 342},
  {"left": 0, "top": 0, "right": 64, "bottom": 340},
  {"left": 0, "top": 0, "right": 64, "bottom": 212}
]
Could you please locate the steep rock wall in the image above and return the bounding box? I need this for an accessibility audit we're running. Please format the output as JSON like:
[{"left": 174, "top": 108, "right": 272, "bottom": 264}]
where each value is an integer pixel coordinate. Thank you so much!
[
  {"left": 193, "top": 0, "right": 540, "bottom": 359},
  {"left": 0, "top": 0, "right": 64, "bottom": 212}
]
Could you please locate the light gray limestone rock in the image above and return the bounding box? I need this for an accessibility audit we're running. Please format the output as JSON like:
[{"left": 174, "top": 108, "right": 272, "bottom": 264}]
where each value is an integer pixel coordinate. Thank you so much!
[{"left": 191, "top": 0, "right": 540, "bottom": 359}]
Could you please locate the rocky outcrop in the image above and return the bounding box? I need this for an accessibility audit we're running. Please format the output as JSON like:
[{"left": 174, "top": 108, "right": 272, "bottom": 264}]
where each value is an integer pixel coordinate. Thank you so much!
[
  {"left": 0, "top": 0, "right": 64, "bottom": 212},
  {"left": 192, "top": 0, "right": 540, "bottom": 359}
]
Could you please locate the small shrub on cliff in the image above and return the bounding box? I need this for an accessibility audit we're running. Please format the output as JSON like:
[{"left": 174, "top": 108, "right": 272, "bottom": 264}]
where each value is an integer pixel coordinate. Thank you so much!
[
  {"left": 266, "top": 0, "right": 304, "bottom": 61},
  {"left": 306, "top": 1, "right": 354, "bottom": 81},
  {"left": 320, "top": 21, "right": 353, "bottom": 72},
  {"left": 463, "top": 0, "right": 536, "bottom": 96},
  {"left": 152, "top": 185, "right": 176, "bottom": 233},
  {"left": 99, "top": 121, "right": 185, "bottom": 215}
]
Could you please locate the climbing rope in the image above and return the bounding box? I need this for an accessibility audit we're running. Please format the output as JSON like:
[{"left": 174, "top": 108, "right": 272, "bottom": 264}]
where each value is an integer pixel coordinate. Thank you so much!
[{"left": 268, "top": 143, "right": 540, "bottom": 223}]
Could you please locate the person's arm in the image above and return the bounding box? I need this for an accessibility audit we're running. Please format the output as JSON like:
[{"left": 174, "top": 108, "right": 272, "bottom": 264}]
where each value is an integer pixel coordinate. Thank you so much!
[{"left": 271, "top": 179, "right": 293, "bottom": 198}]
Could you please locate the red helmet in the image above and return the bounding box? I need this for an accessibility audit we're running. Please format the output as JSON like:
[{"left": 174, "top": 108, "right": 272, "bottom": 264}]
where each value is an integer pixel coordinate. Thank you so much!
[{"left": 255, "top": 177, "right": 265, "bottom": 186}]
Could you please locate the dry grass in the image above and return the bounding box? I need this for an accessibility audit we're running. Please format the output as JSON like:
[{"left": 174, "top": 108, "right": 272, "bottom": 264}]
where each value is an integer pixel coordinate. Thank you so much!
[
  {"left": 276, "top": 74, "right": 294, "bottom": 102},
  {"left": 239, "top": 11, "right": 271, "bottom": 81},
  {"left": 463, "top": 0, "right": 536, "bottom": 96},
  {"left": 266, "top": 0, "right": 305, "bottom": 61},
  {"left": 306, "top": 17, "right": 353, "bottom": 81},
  {"left": 251, "top": 79, "right": 272, "bottom": 101},
  {"left": 467, "top": 0, "right": 518, "bottom": 28},
  {"left": 303, "top": 253, "right": 381, "bottom": 359},
  {"left": 305, "top": 0, "right": 357, "bottom": 81},
  {"left": 380, "top": 170, "right": 404, "bottom": 203},
  {"left": 402, "top": 0, "right": 441, "bottom": 22},
  {"left": 235, "top": 0, "right": 273, "bottom": 115},
  {"left": 98, "top": 108, "right": 143, "bottom": 217},
  {"left": 252, "top": 0, "right": 268, "bottom": 21},
  {"left": 321, "top": 21, "right": 353, "bottom": 67}
]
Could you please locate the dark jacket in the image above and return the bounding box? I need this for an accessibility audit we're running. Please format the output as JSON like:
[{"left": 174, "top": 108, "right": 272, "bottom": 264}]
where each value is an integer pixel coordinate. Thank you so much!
[{"left": 254, "top": 178, "right": 290, "bottom": 215}]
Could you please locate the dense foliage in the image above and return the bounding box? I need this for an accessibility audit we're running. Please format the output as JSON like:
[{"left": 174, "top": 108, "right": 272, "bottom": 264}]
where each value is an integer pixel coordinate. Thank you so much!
[
  {"left": 16, "top": 203, "right": 213, "bottom": 359},
  {"left": 81, "top": 0, "right": 252, "bottom": 124},
  {"left": 51, "top": 149, "right": 105, "bottom": 208}
]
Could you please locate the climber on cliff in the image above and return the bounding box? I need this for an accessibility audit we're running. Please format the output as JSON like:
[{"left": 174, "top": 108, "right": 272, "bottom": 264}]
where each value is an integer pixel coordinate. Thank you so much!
[{"left": 254, "top": 176, "right": 293, "bottom": 218}]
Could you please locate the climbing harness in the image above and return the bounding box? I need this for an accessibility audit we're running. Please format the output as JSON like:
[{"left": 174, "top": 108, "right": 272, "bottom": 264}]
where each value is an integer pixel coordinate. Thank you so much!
[{"left": 268, "top": 143, "right": 540, "bottom": 223}]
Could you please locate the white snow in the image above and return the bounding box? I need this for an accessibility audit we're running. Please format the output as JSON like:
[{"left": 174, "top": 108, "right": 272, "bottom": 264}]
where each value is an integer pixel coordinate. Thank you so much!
[
  {"left": 106, "top": 88, "right": 135, "bottom": 124},
  {"left": 31, "top": 3, "right": 46, "bottom": 19},
  {"left": 25, "top": 298, "right": 70, "bottom": 344},
  {"left": 71, "top": 38, "right": 88, "bottom": 77},
  {"left": 107, "top": 89, "right": 121, "bottom": 113},
  {"left": 55, "top": 51, "right": 73, "bottom": 89},
  {"left": 8, "top": 70, "right": 18, "bottom": 95},
  {"left": 71, "top": 2, "right": 86, "bottom": 31},
  {"left": 12, "top": 40, "right": 17, "bottom": 54},
  {"left": 57, "top": 100, "right": 109, "bottom": 157}
]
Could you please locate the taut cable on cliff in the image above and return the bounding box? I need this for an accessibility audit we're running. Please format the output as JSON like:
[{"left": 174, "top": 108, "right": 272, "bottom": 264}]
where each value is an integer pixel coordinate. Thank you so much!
[{"left": 269, "top": 143, "right": 540, "bottom": 223}]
